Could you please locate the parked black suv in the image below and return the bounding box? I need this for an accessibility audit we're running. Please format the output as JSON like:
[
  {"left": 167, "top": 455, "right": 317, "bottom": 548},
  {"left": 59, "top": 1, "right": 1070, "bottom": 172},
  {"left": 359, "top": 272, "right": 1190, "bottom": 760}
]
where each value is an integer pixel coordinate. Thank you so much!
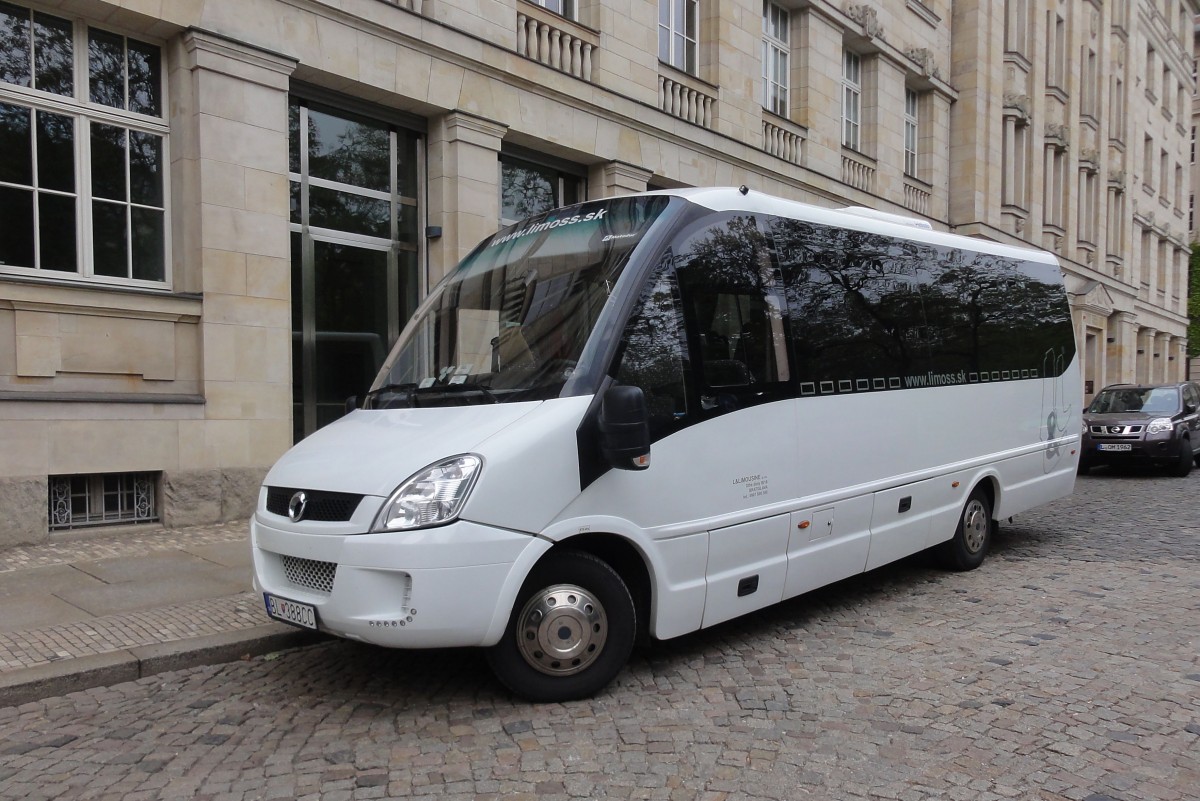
[{"left": 1079, "top": 382, "right": 1200, "bottom": 476}]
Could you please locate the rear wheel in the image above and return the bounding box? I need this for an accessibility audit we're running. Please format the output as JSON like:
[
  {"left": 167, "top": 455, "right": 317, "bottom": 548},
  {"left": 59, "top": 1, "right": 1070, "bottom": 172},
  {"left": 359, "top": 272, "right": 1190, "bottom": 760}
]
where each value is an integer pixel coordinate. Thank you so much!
[
  {"left": 936, "top": 487, "right": 993, "bottom": 571},
  {"left": 486, "top": 550, "right": 635, "bottom": 702}
]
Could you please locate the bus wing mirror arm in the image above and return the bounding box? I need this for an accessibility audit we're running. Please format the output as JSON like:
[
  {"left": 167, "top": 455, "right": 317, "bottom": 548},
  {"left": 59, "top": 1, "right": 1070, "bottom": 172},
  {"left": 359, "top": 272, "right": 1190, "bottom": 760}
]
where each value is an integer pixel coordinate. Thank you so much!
[{"left": 599, "top": 385, "right": 651, "bottom": 470}]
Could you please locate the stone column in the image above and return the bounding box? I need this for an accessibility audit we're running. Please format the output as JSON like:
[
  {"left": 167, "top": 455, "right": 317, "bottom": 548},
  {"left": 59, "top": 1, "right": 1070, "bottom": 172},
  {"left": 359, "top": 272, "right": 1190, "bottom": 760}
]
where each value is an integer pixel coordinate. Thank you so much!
[
  {"left": 169, "top": 30, "right": 297, "bottom": 526},
  {"left": 589, "top": 161, "right": 653, "bottom": 199},
  {"left": 1136, "top": 327, "right": 1156, "bottom": 384},
  {"left": 1169, "top": 336, "right": 1187, "bottom": 381},
  {"left": 1106, "top": 311, "right": 1137, "bottom": 385},
  {"left": 427, "top": 111, "right": 508, "bottom": 286},
  {"left": 1154, "top": 332, "right": 1172, "bottom": 382}
]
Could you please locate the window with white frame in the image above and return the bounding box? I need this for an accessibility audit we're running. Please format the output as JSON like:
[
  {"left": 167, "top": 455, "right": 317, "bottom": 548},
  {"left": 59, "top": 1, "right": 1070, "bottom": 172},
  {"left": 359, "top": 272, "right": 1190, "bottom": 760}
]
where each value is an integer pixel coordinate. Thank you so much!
[
  {"left": 842, "top": 50, "right": 861, "bottom": 151},
  {"left": 0, "top": 2, "right": 167, "bottom": 285},
  {"left": 903, "top": 88, "right": 918, "bottom": 178},
  {"left": 762, "top": 1, "right": 789, "bottom": 116},
  {"left": 531, "top": 0, "right": 575, "bottom": 19},
  {"left": 659, "top": 0, "right": 698, "bottom": 75}
]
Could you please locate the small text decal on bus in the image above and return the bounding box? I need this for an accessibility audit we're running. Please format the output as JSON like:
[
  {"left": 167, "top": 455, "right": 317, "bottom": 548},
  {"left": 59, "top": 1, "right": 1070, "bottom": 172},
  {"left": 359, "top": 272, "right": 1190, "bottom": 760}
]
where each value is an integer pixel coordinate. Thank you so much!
[{"left": 734, "top": 474, "right": 769, "bottom": 499}]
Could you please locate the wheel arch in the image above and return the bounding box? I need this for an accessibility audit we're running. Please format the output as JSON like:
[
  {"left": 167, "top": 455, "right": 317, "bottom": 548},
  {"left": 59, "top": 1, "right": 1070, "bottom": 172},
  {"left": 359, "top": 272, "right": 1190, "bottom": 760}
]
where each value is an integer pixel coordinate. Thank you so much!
[{"left": 536, "top": 533, "right": 654, "bottom": 644}]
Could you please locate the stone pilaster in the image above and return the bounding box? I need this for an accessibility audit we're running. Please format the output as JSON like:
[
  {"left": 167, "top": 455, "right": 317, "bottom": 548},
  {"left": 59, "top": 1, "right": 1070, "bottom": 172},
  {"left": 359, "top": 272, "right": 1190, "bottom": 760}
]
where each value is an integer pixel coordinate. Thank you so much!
[
  {"left": 589, "top": 161, "right": 653, "bottom": 199},
  {"left": 173, "top": 29, "right": 297, "bottom": 524},
  {"left": 427, "top": 111, "right": 508, "bottom": 285}
]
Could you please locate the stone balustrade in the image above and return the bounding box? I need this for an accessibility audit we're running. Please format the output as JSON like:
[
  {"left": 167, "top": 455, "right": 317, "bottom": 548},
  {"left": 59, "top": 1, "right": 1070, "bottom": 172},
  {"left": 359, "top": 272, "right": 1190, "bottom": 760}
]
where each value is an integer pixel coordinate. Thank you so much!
[
  {"left": 517, "top": 12, "right": 594, "bottom": 81},
  {"left": 762, "top": 119, "right": 803, "bottom": 165},
  {"left": 841, "top": 151, "right": 875, "bottom": 192},
  {"left": 658, "top": 74, "right": 714, "bottom": 128}
]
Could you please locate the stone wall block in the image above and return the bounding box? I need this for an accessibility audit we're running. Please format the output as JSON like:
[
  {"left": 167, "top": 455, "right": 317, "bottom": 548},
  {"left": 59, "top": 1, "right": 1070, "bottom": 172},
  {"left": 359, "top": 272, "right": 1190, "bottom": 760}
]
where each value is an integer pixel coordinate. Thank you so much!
[
  {"left": 0, "top": 476, "right": 48, "bottom": 548},
  {"left": 161, "top": 470, "right": 223, "bottom": 528}
]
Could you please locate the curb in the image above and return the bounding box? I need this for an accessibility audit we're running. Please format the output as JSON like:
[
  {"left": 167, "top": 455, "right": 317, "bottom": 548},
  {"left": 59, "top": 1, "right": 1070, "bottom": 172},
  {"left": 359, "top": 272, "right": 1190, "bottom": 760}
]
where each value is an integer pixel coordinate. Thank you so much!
[{"left": 0, "top": 624, "right": 325, "bottom": 708}]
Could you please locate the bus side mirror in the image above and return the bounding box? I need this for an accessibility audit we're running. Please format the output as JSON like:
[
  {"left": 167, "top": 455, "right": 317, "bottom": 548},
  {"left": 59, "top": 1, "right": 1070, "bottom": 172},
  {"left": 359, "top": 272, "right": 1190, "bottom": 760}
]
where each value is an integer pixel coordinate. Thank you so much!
[{"left": 599, "top": 385, "right": 651, "bottom": 470}]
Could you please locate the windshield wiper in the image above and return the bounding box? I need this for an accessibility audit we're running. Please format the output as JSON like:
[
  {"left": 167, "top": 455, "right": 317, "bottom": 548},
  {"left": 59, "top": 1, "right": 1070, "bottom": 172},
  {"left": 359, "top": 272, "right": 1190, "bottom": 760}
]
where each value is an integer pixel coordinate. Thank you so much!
[
  {"left": 365, "top": 382, "right": 419, "bottom": 407},
  {"left": 416, "top": 382, "right": 499, "bottom": 404}
]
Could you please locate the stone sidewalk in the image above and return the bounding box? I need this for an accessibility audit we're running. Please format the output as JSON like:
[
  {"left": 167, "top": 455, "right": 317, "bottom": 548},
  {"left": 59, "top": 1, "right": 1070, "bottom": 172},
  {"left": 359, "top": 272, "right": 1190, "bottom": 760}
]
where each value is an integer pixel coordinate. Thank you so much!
[{"left": 0, "top": 520, "right": 320, "bottom": 707}]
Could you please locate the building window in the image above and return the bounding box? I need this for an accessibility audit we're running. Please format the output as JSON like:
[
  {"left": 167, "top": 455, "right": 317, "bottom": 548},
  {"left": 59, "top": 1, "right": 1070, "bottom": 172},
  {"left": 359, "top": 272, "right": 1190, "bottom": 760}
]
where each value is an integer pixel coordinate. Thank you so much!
[
  {"left": 762, "top": 1, "right": 789, "bottom": 117},
  {"left": 904, "top": 89, "right": 919, "bottom": 177},
  {"left": 1004, "top": 0, "right": 1028, "bottom": 56},
  {"left": 1109, "top": 76, "right": 1125, "bottom": 142},
  {"left": 287, "top": 98, "right": 423, "bottom": 440},
  {"left": 1078, "top": 168, "right": 1098, "bottom": 245},
  {"left": 1081, "top": 46, "right": 1098, "bottom": 118},
  {"left": 500, "top": 153, "right": 584, "bottom": 227},
  {"left": 1159, "top": 149, "right": 1168, "bottom": 195},
  {"left": 530, "top": 0, "right": 575, "bottom": 18},
  {"left": 659, "top": 0, "right": 698, "bottom": 75},
  {"left": 1003, "top": 117, "right": 1029, "bottom": 209},
  {"left": 1045, "top": 11, "right": 1066, "bottom": 90},
  {"left": 1107, "top": 188, "right": 1125, "bottom": 254},
  {"left": 1145, "top": 46, "right": 1156, "bottom": 98},
  {"left": 842, "top": 50, "right": 861, "bottom": 151},
  {"left": 49, "top": 472, "right": 159, "bottom": 531},
  {"left": 1175, "top": 163, "right": 1183, "bottom": 208},
  {"left": 1144, "top": 135, "right": 1154, "bottom": 184},
  {"left": 0, "top": 3, "right": 167, "bottom": 285},
  {"left": 1044, "top": 145, "right": 1066, "bottom": 229}
]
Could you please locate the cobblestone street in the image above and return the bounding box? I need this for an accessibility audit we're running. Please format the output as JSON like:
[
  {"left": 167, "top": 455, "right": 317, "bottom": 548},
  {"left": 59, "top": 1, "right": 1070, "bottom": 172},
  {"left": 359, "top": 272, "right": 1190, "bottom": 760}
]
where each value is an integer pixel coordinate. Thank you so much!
[{"left": 1, "top": 470, "right": 1198, "bottom": 801}]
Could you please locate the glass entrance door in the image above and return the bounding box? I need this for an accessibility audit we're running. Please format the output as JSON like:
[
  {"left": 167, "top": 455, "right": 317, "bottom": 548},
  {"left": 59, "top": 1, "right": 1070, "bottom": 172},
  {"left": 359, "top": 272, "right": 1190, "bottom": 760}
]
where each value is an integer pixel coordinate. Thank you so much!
[{"left": 289, "top": 99, "right": 422, "bottom": 440}]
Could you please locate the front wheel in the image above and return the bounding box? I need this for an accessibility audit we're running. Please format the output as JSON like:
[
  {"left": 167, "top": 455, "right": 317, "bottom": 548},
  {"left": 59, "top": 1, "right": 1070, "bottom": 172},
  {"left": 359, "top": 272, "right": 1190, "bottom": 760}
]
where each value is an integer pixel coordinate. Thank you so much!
[
  {"left": 1170, "top": 438, "right": 1193, "bottom": 477},
  {"left": 936, "top": 487, "right": 993, "bottom": 571},
  {"left": 486, "top": 550, "right": 635, "bottom": 702}
]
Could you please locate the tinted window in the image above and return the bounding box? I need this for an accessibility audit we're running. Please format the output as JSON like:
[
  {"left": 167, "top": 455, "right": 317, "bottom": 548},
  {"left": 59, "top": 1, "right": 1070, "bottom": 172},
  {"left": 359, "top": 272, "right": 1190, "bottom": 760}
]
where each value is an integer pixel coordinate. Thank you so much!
[
  {"left": 768, "top": 216, "right": 1075, "bottom": 395},
  {"left": 672, "top": 214, "right": 789, "bottom": 394}
]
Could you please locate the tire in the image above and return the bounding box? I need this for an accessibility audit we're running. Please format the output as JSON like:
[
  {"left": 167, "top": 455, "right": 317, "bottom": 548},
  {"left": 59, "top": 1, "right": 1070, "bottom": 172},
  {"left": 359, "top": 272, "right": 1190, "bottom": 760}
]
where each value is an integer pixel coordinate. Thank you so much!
[
  {"left": 1076, "top": 458, "right": 1091, "bottom": 475},
  {"left": 486, "top": 550, "right": 636, "bottom": 703},
  {"left": 1170, "top": 438, "right": 1192, "bottom": 477},
  {"left": 936, "top": 487, "right": 993, "bottom": 571}
]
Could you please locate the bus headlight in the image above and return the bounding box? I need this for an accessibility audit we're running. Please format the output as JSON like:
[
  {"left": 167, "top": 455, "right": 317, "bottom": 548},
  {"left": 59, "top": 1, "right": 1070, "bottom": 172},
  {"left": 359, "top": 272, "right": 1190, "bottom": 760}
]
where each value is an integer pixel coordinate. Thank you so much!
[{"left": 372, "top": 454, "right": 483, "bottom": 532}]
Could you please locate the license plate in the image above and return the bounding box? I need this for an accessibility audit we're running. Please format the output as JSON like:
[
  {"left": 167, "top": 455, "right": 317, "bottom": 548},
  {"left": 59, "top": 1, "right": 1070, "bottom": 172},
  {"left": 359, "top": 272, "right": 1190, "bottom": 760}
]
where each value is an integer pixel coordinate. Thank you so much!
[
  {"left": 1098, "top": 443, "right": 1132, "bottom": 452},
  {"left": 264, "top": 593, "right": 317, "bottom": 630}
]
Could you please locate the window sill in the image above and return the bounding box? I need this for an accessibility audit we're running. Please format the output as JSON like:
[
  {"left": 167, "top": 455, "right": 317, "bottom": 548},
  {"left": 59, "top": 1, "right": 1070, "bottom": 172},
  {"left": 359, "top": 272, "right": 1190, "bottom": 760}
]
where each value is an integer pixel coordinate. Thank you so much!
[{"left": 0, "top": 278, "right": 202, "bottom": 323}]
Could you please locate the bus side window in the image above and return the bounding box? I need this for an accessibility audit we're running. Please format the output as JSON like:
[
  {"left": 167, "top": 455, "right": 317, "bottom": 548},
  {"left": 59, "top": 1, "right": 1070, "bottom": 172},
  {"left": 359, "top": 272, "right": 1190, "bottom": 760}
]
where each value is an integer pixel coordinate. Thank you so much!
[
  {"left": 672, "top": 215, "right": 789, "bottom": 394},
  {"left": 615, "top": 258, "right": 689, "bottom": 438}
]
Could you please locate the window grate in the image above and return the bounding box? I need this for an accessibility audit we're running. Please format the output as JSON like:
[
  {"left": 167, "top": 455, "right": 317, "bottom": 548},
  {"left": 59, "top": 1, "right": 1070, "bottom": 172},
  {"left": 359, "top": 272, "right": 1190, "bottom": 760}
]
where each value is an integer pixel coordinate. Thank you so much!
[{"left": 48, "top": 472, "right": 159, "bottom": 531}]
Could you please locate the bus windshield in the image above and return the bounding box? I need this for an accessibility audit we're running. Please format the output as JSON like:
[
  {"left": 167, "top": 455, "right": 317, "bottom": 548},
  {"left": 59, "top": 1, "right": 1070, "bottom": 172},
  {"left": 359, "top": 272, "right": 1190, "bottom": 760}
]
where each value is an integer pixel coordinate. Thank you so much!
[{"left": 366, "top": 195, "right": 673, "bottom": 408}]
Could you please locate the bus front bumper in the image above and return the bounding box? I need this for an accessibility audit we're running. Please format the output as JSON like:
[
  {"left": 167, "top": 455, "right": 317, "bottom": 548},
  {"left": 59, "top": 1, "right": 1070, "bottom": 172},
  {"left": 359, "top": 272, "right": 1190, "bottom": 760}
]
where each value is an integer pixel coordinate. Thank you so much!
[{"left": 251, "top": 515, "right": 550, "bottom": 648}]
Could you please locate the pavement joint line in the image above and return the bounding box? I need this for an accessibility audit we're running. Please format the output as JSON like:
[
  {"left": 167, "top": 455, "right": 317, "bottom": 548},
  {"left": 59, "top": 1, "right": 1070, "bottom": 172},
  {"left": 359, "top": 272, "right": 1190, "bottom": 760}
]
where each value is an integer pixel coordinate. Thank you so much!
[{"left": 0, "top": 591, "right": 267, "bottom": 672}]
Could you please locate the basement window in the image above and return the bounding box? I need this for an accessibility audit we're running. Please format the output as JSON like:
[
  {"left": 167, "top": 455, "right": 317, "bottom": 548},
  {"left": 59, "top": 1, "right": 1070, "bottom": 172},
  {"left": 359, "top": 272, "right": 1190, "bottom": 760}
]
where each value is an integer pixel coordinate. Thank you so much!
[{"left": 48, "top": 472, "right": 159, "bottom": 531}]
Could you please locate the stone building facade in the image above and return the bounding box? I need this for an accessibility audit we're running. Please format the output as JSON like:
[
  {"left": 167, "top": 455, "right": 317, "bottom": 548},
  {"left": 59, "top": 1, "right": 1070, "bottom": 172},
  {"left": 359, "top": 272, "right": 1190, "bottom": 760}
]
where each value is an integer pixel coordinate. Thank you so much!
[{"left": 0, "top": 0, "right": 1194, "bottom": 545}]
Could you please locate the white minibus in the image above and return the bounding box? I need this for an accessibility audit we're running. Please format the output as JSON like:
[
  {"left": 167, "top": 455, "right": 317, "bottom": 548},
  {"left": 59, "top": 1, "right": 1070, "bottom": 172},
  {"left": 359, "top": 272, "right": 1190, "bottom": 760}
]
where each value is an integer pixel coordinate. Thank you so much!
[{"left": 252, "top": 187, "right": 1081, "bottom": 701}]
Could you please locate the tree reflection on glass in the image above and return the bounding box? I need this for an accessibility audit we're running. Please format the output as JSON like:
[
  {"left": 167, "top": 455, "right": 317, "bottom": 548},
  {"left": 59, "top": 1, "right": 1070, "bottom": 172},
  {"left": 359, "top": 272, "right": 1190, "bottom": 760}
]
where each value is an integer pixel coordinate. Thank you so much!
[
  {"left": 769, "top": 217, "right": 1075, "bottom": 386},
  {"left": 617, "top": 254, "right": 690, "bottom": 437},
  {"left": 0, "top": 2, "right": 31, "bottom": 87},
  {"left": 502, "top": 163, "right": 556, "bottom": 221},
  {"left": 33, "top": 12, "right": 72, "bottom": 97}
]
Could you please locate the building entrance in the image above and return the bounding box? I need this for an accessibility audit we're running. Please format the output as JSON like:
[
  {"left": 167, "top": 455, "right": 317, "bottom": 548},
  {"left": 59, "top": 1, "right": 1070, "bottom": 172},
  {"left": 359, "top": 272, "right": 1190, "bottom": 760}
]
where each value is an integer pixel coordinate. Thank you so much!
[{"left": 288, "top": 98, "right": 422, "bottom": 440}]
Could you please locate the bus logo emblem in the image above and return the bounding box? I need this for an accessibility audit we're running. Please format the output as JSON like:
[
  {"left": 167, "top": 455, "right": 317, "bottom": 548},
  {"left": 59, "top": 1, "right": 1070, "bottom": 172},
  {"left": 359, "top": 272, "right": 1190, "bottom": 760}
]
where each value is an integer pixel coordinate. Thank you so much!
[{"left": 288, "top": 491, "right": 308, "bottom": 521}]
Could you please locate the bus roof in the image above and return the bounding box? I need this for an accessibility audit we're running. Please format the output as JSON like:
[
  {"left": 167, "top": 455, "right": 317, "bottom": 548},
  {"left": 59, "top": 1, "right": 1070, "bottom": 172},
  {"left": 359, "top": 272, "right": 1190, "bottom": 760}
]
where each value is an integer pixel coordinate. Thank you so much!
[{"left": 648, "top": 187, "right": 1059, "bottom": 266}]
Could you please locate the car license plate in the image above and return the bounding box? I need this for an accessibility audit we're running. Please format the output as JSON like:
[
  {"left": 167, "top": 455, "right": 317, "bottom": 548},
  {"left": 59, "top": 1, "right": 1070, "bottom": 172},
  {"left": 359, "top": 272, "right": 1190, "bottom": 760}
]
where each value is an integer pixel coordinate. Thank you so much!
[
  {"left": 1098, "top": 443, "right": 1132, "bottom": 452},
  {"left": 264, "top": 593, "right": 317, "bottom": 630}
]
